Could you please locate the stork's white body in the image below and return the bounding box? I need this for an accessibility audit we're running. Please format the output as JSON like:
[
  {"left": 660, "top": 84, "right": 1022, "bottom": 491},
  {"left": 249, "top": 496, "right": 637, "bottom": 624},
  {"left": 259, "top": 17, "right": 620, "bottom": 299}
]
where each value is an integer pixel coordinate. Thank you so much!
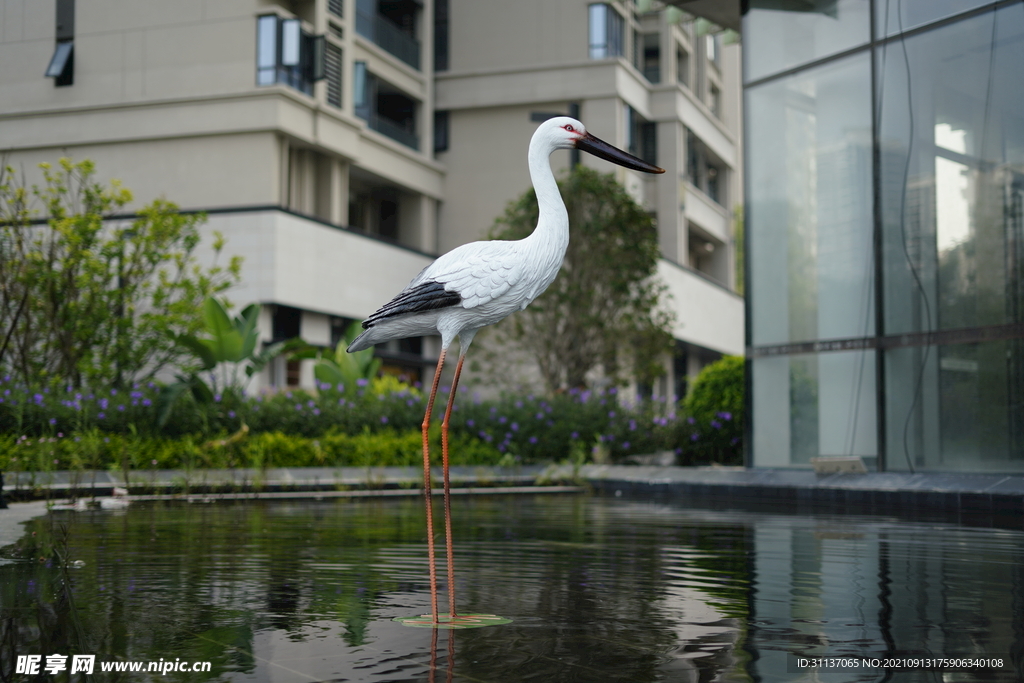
[{"left": 347, "top": 117, "right": 572, "bottom": 355}]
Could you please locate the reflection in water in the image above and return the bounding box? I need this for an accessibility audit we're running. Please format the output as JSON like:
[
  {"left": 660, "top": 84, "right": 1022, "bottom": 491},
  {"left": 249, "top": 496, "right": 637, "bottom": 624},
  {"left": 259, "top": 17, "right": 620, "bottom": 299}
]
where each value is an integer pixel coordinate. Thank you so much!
[{"left": 0, "top": 495, "right": 1021, "bottom": 681}]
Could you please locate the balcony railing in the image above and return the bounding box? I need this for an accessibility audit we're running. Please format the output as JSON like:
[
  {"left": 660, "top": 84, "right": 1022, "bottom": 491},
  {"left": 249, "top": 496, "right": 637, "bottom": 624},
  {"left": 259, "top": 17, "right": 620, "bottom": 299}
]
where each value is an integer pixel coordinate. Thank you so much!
[
  {"left": 368, "top": 114, "right": 419, "bottom": 150},
  {"left": 355, "top": 9, "right": 420, "bottom": 69}
]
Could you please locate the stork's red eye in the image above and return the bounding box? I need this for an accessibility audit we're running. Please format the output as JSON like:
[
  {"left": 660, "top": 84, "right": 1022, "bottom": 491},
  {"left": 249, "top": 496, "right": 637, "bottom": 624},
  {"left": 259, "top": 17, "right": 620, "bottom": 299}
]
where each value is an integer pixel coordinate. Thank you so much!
[{"left": 564, "top": 124, "right": 575, "bottom": 132}]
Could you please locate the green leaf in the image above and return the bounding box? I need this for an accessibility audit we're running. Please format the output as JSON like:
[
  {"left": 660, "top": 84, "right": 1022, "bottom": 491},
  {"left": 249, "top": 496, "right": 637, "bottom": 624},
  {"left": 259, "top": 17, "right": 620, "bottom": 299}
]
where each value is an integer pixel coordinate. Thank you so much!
[
  {"left": 173, "top": 333, "right": 217, "bottom": 371},
  {"left": 202, "top": 297, "right": 244, "bottom": 362}
]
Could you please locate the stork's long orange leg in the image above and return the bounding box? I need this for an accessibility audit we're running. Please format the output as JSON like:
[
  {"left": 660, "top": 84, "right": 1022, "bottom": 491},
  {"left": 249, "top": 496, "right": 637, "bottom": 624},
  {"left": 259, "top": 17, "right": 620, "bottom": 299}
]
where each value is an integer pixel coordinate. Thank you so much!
[
  {"left": 439, "top": 353, "right": 467, "bottom": 619},
  {"left": 421, "top": 349, "right": 447, "bottom": 624}
]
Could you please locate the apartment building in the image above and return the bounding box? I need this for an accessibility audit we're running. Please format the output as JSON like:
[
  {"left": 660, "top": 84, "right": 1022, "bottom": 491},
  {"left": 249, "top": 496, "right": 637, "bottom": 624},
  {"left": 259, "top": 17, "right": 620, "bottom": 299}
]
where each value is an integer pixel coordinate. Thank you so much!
[{"left": 0, "top": 0, "right": 743, "bottom": 395}]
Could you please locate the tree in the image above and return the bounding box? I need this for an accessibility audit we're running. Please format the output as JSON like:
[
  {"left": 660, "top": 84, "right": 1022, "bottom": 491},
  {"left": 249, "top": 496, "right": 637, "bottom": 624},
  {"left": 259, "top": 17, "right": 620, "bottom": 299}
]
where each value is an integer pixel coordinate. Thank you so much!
[
  {"left": 486, "top": 166, "right": 674, "bottom": 392},
  {"left": 0, "top": 158, "right": 240, "bottom": 388}
]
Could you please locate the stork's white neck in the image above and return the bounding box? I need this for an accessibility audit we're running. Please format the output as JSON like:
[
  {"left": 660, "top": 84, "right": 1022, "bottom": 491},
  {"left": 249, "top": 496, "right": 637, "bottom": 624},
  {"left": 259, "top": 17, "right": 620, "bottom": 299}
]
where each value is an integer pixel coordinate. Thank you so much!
[{"left": 526, "top": 133, "right": 569, "bottom": 256}]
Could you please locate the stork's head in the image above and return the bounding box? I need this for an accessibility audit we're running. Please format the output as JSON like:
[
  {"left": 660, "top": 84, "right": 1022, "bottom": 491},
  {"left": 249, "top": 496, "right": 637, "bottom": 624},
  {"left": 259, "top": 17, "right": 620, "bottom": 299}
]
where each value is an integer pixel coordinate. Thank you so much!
[{"left": 535, "top": 116, "right": 665, "bottom": 174}]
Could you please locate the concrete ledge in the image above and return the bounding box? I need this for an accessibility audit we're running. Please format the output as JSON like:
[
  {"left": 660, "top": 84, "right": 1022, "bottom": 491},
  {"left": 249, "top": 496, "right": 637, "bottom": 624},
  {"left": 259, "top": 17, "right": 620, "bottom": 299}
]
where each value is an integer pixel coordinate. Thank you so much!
[
  {"left": 570, "top": 465, "right": 1024, "bottom": 524},
  {"left": 4, "top": 465, "right": 1023, "bottom": 526},
  {"left": 1, "top": 466, "right": 551, "bottom": 500}
]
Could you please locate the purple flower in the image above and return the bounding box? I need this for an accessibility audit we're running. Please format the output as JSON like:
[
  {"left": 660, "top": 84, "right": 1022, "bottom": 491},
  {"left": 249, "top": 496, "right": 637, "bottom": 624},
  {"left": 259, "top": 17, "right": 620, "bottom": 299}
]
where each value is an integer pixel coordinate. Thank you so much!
[
  {"left": 142, "top": 398, "right": 152, "bottom": 407},
  {"left": 608, "top": 410, "right": 616, "bottom": 418},
  {"left": 118, "top": 404, "right": 125, "bottom": 412},
  {"left": 570, "top": 431, "right": 579, "bottom": 439},
  {"left": 214, "top": 393, "right": 222, "bottom": 403},
  {"left": 511, "top": 422, "right": 519, "bottom": 432},
  {"left": 622, "top": 441, "right": 630, "bottom": 450},
  {"left": 467, "top": 419, "right": 475, "bottom": 427},
  {"left": 687, "top": 417, "right": 695, "bottom": 425},
  {"left": 110, "top": 388, "right": 117, "bottom": 396},
  {"left": 97, "top": 412, "right": 105, "bottom": 419},
  {"left": 49, "top": 418, "right": 56, "bottom": 425},
  {"left": 499, "top": 416, "right": 507, "bottom": 424},
  {"left": 228, "top": 410, "right": 236, "bottom": 418},
  {"left": 313, "top": 408, "right": 321, "bottom": 416},
  {"left": 515, "top": 400, "right": 523, "bottom": 409},
  {"left": 380, "top": 415, "right": 388, "bottom": 424},
  {"left": 295, "top": 404, "right": 302, "bottom": 410},
  {"left": 711, "top": 420, "right": 721, "bottom": 429},
  {"left": 308, "top": 400, "right": 316, "bottom": 408},
  {"left": 529, "top": 436, "right": 538, "bottom": 444},
  {"left": 33, "top": 393, "right": 44, "bottom": 404},
  {"left": 690, "top": 433, "right": 699, "bottom": 441},
  {"left": 99, "top": 398, "right": 109, "bottom": 410},
  {"left": 629, "top": 419, "right": 636, "bottom": 431},
  {"left": 336, "top": 383, "right": 345, "bottom": 392},
  {"left": 536, "top": 412, "right": 544, "bottom": 420},
  {"left": 356, "top": 378, "right": 369, "bottom": 387},
  {"left": 717, "top": 411, "right": 732, "bottom": 421}
]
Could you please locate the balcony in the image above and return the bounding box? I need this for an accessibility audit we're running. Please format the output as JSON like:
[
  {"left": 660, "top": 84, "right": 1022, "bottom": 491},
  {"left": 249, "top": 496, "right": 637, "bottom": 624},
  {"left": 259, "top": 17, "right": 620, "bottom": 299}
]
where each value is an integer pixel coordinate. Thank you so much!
[
  {"left": 356, "top": 0, "right": 421, "bottom": 70},
  {"left": 354, "top": 64, "right": 420, "bottom": 150},
  {"left": 367, "top": 113, "right": 419, "bottom": 150}
]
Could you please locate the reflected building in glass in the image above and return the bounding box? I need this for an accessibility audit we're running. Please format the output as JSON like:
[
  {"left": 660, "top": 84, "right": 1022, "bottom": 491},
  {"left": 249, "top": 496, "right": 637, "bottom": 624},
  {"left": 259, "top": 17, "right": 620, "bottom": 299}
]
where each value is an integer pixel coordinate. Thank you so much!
[{"left": 743, "top": 0, "right": 1024, "bottom": 472}]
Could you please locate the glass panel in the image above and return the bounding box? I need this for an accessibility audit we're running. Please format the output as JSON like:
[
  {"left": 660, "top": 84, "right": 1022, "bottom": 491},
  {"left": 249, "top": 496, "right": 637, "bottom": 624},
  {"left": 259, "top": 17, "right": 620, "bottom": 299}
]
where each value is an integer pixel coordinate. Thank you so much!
[
  {"left": 743, "top": 0, "right": 870, "bottom": 83},
  {"left": 589, "top": 4, "right": 608, "bottom": 58},
  {"left": 257, "top": 15, "right": 278, "bottom": 85},
  {"left": 747, "top": 52, "right": 874, "bottom": 346},
  {"left": 45, "top": 41, "right": 73, "bottom": 77},
  {"left": 877, "top": 7, "right": 1024, "bottom": 336},
  {"left": 886, "top": 340, "right": 1024, "bottom": 471},
  {"left": 353, "top": 61, "right": 368, "bottom": 112},
  {"left": 752, "top": 350, "right": 878, "bottom": 467},
  {"left": 281, "top": 19, "right": 301, "bottom": 67},
  {"left": 875, "top": 0, "right": 995, "bottom": 37}
]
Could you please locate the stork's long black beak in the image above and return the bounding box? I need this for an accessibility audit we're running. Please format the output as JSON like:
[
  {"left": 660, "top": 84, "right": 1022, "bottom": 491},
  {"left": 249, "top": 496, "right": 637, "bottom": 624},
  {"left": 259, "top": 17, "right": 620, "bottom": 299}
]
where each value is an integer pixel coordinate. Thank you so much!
[{"left": 575, "top": 132, "right": 665, "bottom": 174}]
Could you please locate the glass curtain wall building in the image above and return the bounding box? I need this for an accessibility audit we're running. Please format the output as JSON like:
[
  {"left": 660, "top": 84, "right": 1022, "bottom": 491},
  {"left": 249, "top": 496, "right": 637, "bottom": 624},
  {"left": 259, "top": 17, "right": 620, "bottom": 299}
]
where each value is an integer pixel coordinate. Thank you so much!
[{"left": 744, "top": 0, "right": 1024, "bottom": 472}]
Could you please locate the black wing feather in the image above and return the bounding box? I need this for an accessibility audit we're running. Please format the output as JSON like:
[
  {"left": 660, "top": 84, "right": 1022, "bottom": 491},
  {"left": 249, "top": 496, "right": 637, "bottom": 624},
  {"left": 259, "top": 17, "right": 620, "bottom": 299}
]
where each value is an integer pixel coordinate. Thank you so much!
[{"left": 362, "top": 280, "right": 462, "bottom": 328}]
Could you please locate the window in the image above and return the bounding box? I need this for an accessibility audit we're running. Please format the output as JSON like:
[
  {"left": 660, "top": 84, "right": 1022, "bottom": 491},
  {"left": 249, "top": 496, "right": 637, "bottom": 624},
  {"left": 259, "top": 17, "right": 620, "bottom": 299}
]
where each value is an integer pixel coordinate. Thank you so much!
[
  {"left": 328, "top": 0, "right": 343, "bottom": 18},
  {"left": 705, "top": 33, "right": 718, "bottom": 64},
  {"left": 434, "top": 0, "right": 449, "bottom": 71},
  {"left": 256, "top": 15, "right": 322, "bottom": 96},
  {"left": 46, "top": 0, "right": 75, "bottom": 86},
  {"left": 710, "top": 84, "right": 721, "bottom": 117},
  {"left": 686, "top": 128, "right": 726, "bottom": 205},
  {"left": 639, "top": 32, "right": 660, "bottom": 82},
  {"left": 353, "top": 61, "right": 369, "bottom": 118},
  {"left": 354, "top": 62, "right": 419, "bottom": 150},
  {"left": 45, "top": 41, "right": 74, "bottom": 85},
  {"left": 325, "top": 42, "right": 342, "bottom": 108},
  {"left": 625, "top": 106, "right": 657, "bottom": 166},
  {"left": 588, "top": 4, "right": 624, "bottom": 59},
  {"left": 676, "top": 46, "right": 689, "bottom": 87},
  {"left": 357, "top": 0, "right": 421, "bottom": 69},
  {"left": 273, "top": 305, "right": 302, "bottom": 341},
  {"left": 434, "top": 110, "right": 449, "bottom": 153}
]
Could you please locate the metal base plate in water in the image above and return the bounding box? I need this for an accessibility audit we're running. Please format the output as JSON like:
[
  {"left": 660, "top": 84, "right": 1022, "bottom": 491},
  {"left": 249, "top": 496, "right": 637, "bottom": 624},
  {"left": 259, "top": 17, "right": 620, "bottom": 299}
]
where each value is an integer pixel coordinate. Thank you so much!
[{"left": 393, "top": 613, "right": 512, "bottom": 629}]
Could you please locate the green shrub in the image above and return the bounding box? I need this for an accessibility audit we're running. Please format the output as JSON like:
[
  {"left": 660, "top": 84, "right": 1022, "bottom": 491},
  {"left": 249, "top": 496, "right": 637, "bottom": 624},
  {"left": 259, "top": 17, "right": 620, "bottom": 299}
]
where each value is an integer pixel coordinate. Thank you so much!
[{"left": 679, "top": 355, "right": 744, "bottom": 465}]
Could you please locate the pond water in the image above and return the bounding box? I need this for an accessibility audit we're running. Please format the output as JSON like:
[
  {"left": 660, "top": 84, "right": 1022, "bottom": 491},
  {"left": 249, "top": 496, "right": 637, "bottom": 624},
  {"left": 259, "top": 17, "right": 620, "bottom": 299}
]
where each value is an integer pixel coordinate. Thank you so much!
[{"left": 1, "top": 493, "right": 1022, "bottom": 682}]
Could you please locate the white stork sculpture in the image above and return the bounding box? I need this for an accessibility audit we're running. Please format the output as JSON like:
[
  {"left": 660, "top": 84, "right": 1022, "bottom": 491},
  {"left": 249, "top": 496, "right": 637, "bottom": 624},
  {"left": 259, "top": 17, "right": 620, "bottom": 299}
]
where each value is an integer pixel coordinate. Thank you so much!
[{"left": 348, "top": 116, "right": 664, "bottom": 625}]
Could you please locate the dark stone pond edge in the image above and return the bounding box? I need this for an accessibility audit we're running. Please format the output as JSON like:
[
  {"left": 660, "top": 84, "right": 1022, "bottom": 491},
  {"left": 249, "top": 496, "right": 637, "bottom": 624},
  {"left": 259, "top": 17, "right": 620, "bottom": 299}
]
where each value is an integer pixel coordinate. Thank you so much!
[{"left": 3, "top": 464, "right": 1023, "bottom": 528}]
